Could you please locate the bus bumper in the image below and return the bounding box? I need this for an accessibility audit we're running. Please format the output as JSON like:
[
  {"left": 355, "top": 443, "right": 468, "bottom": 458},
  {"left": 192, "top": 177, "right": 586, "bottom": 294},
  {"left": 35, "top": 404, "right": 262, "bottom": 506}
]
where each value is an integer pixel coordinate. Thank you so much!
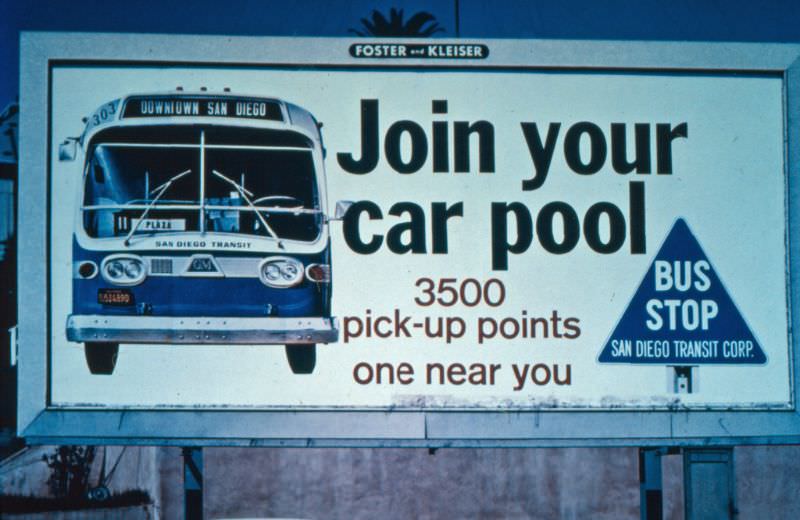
[{"left": 66, "top": 315, "right": 339, "bottom": 344}]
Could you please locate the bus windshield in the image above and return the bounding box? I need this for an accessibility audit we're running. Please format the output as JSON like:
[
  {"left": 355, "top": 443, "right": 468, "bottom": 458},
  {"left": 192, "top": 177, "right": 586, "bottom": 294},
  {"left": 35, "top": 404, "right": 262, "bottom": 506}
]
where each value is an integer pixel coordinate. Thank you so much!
[{"left": 82, "top": 128, "right": 322, "bottom": 243}]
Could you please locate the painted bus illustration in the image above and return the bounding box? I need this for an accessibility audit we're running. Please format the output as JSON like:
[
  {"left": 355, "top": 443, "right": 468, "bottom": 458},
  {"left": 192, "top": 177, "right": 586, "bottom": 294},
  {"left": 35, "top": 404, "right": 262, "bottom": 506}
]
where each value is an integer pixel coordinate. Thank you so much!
[{"left": 60, "top": 90, "right": 341, "bottom": 375}]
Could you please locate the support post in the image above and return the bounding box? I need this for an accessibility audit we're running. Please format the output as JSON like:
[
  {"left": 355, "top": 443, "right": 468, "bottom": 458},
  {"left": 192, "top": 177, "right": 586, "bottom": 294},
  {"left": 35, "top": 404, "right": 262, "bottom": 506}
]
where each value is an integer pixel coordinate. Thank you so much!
[
  {"left": 683, "top": 448, "right": 736, "bottom": 520},
  {"left": 183, "top": 447, "right": 203, "bottom": 520},
  {"left": 639, "top": 448, "right": 664, "bottom": 520}
]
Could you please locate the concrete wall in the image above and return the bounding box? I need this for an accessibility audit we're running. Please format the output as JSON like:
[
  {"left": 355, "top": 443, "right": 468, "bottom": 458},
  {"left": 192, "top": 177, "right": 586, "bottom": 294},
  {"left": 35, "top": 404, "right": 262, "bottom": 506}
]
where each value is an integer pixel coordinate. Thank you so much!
[
  {"left": 197, "top": 447, "right": 642, "bottom": 519},
  {"left": 163, "top": 445, "right": 798, "bottom": 519},
  {"left": 735, "top": 446, "right": 800, "bottom": 519},
  {"left": 4, "top": 445, "right": 800, "bottom": 518}
]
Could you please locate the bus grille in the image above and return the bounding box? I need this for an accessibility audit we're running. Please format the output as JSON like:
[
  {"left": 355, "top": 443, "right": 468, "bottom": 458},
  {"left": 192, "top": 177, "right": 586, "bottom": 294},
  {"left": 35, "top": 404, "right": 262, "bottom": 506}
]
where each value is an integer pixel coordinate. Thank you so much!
[{"left": 150, "top": 258, "right": 173, "bottom": 274}]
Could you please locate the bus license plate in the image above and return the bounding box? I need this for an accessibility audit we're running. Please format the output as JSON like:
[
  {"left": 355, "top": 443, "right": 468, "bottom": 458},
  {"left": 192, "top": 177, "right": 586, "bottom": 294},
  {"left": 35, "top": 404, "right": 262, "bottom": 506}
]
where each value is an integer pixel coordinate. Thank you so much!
[{"left": 98, "top": 289, "right": 134, "bottom": 306}]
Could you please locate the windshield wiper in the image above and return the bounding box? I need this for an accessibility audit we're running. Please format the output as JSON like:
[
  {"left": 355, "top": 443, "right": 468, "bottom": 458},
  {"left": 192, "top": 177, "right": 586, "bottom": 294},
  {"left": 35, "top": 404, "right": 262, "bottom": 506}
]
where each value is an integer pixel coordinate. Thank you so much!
[
  {"left": 124, "top": 169, "right": 192, "bottom": 245},
  {"left": 211, "top": 169, "right": 284, "bottom": 249},
  {"left": 252, "top": 194, "right": 305, "bottom": 212}
]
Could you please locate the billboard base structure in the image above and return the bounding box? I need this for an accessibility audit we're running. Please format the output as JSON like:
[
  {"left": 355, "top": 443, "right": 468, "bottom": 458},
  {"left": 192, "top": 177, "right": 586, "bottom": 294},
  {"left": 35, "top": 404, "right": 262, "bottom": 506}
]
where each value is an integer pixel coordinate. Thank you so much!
[
  {"left": 639, "top": 447, "right": 737, "bottom": 520},
  {"left": 639, "top": 448, "right": 665, "bottom": 520},
  {"left": 684, "top": 448, "right": 736, "bottom": 519},
  {"left": 183, "top": 447, "right": 203, "bottom": 520}
]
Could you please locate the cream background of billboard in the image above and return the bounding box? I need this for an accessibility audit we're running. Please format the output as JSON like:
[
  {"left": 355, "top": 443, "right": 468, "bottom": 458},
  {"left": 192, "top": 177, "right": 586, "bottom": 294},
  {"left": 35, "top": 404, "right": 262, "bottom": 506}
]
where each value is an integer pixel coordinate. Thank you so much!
[{"left": 49, "top": 66, "right": 789, "bottom": 408}]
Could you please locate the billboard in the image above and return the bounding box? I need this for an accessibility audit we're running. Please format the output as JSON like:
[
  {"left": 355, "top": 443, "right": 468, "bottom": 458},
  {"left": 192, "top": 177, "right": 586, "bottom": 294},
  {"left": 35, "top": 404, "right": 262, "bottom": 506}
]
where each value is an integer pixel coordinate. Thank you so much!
[{"left": 18, "top": 33, "right": 800, "bottom": 445}]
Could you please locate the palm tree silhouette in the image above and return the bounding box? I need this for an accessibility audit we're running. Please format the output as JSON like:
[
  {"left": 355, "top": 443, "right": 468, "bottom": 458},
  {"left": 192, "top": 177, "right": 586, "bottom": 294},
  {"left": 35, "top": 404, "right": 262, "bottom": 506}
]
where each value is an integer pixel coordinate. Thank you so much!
[{"left": 349, "top": 8, "right": 445, "bottom": 37}]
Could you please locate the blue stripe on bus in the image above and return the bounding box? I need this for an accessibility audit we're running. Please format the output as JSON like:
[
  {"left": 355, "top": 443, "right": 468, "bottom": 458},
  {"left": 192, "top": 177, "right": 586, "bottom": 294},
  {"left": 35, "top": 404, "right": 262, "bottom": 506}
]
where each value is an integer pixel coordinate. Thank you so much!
[{"left": 73, "top": 241, "right": 330, "bottom": 318}]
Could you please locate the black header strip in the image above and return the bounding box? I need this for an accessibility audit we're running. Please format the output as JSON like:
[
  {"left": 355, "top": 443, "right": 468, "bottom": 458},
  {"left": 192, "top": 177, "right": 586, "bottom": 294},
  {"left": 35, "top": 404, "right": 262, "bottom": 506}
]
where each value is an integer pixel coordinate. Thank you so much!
[{"left": 122, "top": 96, "right": 283, "bottom": 121}]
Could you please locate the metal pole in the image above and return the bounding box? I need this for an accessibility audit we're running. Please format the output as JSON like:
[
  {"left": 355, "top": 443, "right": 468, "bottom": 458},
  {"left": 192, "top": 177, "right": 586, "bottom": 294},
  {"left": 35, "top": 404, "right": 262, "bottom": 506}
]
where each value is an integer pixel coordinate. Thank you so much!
[
  {"left": 454, "top": 0, "right": 460, "bottom": 38},
  {"left": 639, "top": 448, "right": 663, "bottom": 520},
  {"left": 683, "top": 448, "right": 736, "bottom": 519},
  {"left": 183, "top": 447, "right": 203, "bottom": 520}
]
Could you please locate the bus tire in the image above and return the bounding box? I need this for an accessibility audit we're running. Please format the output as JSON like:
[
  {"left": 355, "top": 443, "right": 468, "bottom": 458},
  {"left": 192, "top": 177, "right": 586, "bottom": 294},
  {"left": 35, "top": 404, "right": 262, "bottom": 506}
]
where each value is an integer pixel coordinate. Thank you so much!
[
  {"left": 85, "top": 342, "right": 119, "bottom": 375},
  {"left": 285, "top": 344, "right": 316, "bottom": 374}
]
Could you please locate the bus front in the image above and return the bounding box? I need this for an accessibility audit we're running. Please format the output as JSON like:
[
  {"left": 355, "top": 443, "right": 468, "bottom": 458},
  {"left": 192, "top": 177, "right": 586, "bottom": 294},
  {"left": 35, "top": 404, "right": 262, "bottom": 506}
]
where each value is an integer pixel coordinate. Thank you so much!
[{"left": 64, "top": 94, "right": 338, "bottom": 375}]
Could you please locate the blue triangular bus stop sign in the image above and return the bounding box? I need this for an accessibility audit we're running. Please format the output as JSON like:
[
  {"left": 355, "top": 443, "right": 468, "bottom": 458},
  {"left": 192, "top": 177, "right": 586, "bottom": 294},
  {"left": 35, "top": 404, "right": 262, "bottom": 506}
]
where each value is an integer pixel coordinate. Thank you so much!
[{"left": 598, "top": 218, "right": 766, "bottom": 365}]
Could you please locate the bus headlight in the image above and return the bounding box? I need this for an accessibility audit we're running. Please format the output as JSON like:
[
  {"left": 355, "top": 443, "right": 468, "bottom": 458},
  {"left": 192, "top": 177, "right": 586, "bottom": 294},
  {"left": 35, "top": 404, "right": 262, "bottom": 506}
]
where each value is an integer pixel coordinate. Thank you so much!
[
  {"left": 259, "top": 257, "right": 304, "bottom": 288},
  {"left": 101, "top": 254, "right": 146, "bottom": 286}
]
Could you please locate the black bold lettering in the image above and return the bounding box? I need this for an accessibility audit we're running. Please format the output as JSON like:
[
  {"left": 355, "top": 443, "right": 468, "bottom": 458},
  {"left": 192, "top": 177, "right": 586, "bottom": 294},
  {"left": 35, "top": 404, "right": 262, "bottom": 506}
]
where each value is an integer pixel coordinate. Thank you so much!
[
  {"left": 656, "top": 122, "right": 688, "bottom": 174},
  {"left": 337, "top": 99, "right": 379, "bottom": 174},
  {"left": 584, "top": 202, "right": 626, "bottom": 253},
  {"left": 629, "top": 181, "right": 646, "bottom": 254},
  {"left": 611, "top": 123, "right": 651, "bottom": 174},
  {"left": 564, "top": 122, "right": 606, "bottom": 175},
  {"left": 454, "top": 121, "right": 495, "bottom": 173},
  {"left": 431, "top": 202, "right": 464, "bottom": 254},
  {"left": 385, "top": 121, "right": 428, "bottom": 174},
  {"left": 343, "top": 201, "right": 383, "bottom": 254},
  {"left": 432, "top": 100, "right": 449, "bottom": 173},
  {"left": 520, "top": 122, "right": 560, "bottom": 191},
  {"left": 491, "top": 202, "right": 533, "bottom": 271},
  {"left": 537, "top": 202, "right": 580, "bottom": 254},
  {"left": 387, "top": 202, "right": 426, "bottom": 253}
]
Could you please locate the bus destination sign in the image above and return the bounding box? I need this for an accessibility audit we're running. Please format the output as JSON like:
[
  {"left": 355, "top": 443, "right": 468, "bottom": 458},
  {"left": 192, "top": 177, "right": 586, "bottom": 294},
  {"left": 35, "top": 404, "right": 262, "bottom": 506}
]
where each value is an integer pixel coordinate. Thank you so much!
[{"left": 121, "top": 95, "right": 284, "bottom": 121}]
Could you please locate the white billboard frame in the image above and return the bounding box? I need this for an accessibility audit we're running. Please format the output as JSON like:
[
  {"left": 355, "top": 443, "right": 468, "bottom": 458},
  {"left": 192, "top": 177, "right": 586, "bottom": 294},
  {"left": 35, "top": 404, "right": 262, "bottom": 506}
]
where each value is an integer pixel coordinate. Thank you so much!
[{"left": 17, "top": 32, "right": 800, "bottom": 446}]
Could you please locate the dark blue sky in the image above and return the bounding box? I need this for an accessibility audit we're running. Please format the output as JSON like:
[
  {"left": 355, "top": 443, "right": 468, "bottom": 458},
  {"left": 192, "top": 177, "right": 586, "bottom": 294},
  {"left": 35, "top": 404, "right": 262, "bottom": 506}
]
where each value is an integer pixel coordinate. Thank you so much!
[{"left": 2, "top": 0, "right": 800, "bottom": 107}]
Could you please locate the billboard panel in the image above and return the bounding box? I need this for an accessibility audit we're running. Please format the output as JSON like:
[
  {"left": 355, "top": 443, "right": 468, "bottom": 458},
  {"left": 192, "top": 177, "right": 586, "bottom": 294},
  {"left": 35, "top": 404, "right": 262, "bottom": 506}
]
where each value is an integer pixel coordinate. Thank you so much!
[{"left": 18, "top": 33, "right": 800, "bottom": 445}]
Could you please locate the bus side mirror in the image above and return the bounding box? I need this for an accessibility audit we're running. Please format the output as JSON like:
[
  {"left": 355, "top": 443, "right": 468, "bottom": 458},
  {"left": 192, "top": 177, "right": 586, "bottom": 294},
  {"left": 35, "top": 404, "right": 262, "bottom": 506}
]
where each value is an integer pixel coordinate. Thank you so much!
[
  {"left": 332, "top": 200, "right": 353, "bottom": 221},
  {"left": 59, "top": 138, "right": 78, "bottom": 162}
]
